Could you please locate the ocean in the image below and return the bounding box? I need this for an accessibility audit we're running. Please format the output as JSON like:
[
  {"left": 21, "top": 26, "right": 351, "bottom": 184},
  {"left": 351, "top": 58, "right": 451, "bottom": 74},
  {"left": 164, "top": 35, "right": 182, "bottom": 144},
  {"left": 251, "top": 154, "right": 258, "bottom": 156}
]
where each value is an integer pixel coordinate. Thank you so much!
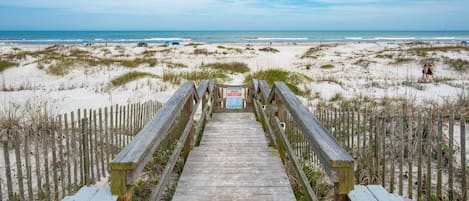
[{"left": 0, "top": 31, "right": 468, "bottom": 44}]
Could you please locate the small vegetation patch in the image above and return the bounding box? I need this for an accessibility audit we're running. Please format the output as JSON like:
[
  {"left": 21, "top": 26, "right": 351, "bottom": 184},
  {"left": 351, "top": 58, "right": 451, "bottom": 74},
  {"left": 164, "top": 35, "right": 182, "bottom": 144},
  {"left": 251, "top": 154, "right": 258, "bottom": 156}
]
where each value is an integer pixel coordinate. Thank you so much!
[
  {"left": 244, "top": 69, "right": 312, "bottom": 95},
  {"left": 408, "top": 45, "right": 469, "bottom": 57},
  {"left": 0, "top": 60, "right": 18, "bottom": 72},
  {"left": 354, "top": 59, "right": 374, "bottom": 68},
  {"left": 376, "top": 54, "right": 394, "bottom": 59},
  {"left": 329, "top": 92, "right": 343, "bottom": 102},
  {"left": 162, "top": 61, "right": 186, "bottom": 68},
  {"left": 390, "top": 57, "right": 414, "bottom": 65},
  {"left": 163, "top": 70, "right": 229, "bottom": 85},
  {"left": 301, "top": 44, "right": 337, "bottom": 59},
  {"left": 202, "top": 62, "right": 250, "bottom": 73},
  {"left": 45, "top": 57, "right": 158, "bottom": 75},
  {"left": 433, "top": 76, "right": 455, "bottom": 83},
  {"left": 443, "top": 58, "right": 469, "bottom": 72},
  {"left": 111, "top": 71, "right": 160, "bottom": 87},
  {"left": 259, "top": 47, "right": 279, "bottom": 53},
  {"left": 302, "top": 165, "right": 334, "bottom": 200},
  {"left": 193, "top": 48, "right": 210, "bottom": 55},
  {"left": 320, "top": 64, "right": 334, "bottom": 69}
]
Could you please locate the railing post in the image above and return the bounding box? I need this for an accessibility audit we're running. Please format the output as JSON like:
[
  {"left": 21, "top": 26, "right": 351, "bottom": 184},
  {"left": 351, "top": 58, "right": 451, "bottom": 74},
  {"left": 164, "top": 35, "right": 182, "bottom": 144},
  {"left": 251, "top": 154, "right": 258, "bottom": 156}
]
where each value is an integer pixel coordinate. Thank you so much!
[
  {"left": 334, "top": 165, "right": 355, "bottom": 201},
  {"left": 111, "top": 168, "right": 131, "bottom": 201}
]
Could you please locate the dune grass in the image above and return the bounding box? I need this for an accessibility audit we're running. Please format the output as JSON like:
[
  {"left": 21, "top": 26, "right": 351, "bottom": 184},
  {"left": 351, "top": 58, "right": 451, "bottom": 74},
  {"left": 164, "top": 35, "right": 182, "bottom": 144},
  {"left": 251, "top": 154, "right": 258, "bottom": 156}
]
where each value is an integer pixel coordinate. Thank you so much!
[
  {"left": 259, "top": 47, "right": 279, "bottom": 53},
  {"left": 408, "top": 45, "right": 469, "bottom": 57},
  {"left": 111, "top": 71, "right": 160, "bottom": 87},
  {"left": 443, "top": 58, "right": 469, "bottom": 72},
  {"left": 202, "top": 62, "right": 250, "bottom": 73},
  {"left": 3, "top": 45, "right": 159, "bottom": 75},
  {"left": 163, "top": 70, "right": 229, "bottom": 85},
  {"left": 244, "top": 69, "right": 312, "bottom": 95},
  {"left": 320, "top": 64, "right": 335, "bottom": 69},
  {"left": 45, "top": 57, "right": 159, "bottom": 76},
  {"left": 0, "top": 60, "right": 18, "bottom": 72}
]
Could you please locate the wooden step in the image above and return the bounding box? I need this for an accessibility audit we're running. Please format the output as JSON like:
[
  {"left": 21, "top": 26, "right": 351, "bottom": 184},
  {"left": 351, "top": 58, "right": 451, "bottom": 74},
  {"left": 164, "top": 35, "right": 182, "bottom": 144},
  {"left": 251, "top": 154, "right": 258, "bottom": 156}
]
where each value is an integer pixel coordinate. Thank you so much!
[{"left": 172, "top": 112, "right": 296, "bottom": 201}]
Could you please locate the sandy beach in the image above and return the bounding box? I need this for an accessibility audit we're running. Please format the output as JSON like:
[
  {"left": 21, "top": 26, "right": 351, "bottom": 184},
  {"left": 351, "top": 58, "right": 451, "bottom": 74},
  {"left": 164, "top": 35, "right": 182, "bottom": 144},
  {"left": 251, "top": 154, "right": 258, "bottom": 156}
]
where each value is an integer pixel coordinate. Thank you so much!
[{"left": 1, "top": 42, "right": 467, "bottom": 115}]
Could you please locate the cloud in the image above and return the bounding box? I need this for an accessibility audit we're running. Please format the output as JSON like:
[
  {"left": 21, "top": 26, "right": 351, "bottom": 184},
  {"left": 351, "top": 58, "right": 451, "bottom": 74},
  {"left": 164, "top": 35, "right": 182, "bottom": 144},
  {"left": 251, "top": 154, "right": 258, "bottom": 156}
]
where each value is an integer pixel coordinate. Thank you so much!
[{"left": 0, "top": 0, "right": 468, "bottom": 30}]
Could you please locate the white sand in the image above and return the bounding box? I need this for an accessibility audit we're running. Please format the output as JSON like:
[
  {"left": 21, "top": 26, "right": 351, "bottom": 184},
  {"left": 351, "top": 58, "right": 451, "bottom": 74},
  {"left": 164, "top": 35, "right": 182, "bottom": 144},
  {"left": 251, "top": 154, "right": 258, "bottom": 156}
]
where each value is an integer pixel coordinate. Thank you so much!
[
  {"left": 0, "top": 42, "right": 468, "bottom": 198},
  {"left": 0, "top": 42, "right": 467, "bottom": 113}
]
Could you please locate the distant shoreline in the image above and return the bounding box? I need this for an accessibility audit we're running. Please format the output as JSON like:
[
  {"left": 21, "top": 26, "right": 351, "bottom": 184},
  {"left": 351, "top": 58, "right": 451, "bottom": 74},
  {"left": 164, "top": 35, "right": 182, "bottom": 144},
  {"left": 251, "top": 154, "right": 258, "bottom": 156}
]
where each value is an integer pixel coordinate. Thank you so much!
[{"left": 0, "top": 30, "right": 468, "bottom": 45}]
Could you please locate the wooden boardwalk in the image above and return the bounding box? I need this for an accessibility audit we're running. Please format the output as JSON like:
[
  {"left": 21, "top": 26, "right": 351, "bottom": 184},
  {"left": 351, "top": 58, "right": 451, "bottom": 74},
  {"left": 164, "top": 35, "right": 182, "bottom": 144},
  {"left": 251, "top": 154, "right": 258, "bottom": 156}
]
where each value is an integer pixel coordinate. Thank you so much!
[{"left": 172, "top": 113, "right": 296, "bottom": 201}]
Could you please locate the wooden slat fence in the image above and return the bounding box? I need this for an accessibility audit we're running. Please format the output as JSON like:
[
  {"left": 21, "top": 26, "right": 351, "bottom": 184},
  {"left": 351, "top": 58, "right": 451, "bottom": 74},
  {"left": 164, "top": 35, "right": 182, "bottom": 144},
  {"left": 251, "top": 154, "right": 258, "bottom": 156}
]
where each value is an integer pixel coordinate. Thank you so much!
[
  {"left": 0, "top": 100, "right": 162, "bottom": 201},
  {"left": 313, "top": 104, "right": 468, "bottom": 201}
]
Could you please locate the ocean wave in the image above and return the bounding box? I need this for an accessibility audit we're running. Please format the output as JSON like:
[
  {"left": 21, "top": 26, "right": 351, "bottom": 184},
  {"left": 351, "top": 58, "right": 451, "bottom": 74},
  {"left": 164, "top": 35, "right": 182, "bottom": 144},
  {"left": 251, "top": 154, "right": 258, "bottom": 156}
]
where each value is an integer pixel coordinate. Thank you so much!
[
  {"left": 345, "top": 37, "right": 363, "bottom": 40},
  {"left": 109, "top": 38, "right": 189, "bottom": 42},
  {"left": 0, "top": 39, "right": 85, "bottom": 42},
  {"left": 248, "top": 37, "right": 308, "bottom": 41},
  {"left": 373, "top": 37, "right": 417, "bottom": 40},
  {"left": 420, "top": 37, "right": 457, "bottom": 40},
  {"left": 143, "top": 38, "right": 186, "bottom": 41}
]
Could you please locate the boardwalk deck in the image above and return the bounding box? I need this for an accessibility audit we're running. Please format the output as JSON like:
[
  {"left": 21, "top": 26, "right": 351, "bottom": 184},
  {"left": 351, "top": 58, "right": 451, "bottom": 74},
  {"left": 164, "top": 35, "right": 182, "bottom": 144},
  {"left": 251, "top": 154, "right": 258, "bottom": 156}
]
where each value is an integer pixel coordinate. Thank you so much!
[{"left": 172, "top": 113, "right": 296, "bottom": 201}]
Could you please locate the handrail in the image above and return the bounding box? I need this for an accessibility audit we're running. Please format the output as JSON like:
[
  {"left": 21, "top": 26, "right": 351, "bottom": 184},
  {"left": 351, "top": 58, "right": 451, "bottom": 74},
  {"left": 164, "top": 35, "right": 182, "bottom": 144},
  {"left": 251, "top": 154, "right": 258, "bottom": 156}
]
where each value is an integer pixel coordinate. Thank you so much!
[
  {"left": 269, "top": 82, "right": 354, "bottom": 167},
  {"left": 110, "top": 81, "right": 208, "bottom": 200},
  {"left": 252, "top": 80, "right": 354, "bottom": 201},
  {"left": 258, "top": 80, "right": 270, "bottom": 104}
]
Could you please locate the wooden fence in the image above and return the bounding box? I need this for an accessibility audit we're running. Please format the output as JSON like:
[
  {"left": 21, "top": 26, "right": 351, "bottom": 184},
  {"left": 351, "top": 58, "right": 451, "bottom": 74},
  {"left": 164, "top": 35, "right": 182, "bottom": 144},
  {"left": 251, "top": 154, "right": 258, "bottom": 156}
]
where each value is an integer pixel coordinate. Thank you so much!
[
  {"left": 313, "top": 105, "right": 467, "bottom": 201},
  {"left": 0, "top": 100, "right": 163, "bottom": 201}
]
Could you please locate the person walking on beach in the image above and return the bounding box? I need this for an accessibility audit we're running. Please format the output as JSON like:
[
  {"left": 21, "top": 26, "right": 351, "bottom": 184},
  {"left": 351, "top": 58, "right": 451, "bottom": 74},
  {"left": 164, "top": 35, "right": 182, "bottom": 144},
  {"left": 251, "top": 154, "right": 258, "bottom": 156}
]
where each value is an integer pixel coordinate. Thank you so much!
[
  {"left": 422, "top": 64, "right": 428, "bottom": 80},
  {"left": 427, "top": 64, "right": 434, "bottom": 79}
]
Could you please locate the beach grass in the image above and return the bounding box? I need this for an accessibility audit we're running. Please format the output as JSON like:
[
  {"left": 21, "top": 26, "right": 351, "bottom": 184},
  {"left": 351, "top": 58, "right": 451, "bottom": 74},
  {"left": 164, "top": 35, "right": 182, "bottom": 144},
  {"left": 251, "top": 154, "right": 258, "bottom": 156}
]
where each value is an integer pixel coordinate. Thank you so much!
[
  {"left": 0, "top": 60, "right": 18, "bottom": 72},
  {"left": 443, "top": 58, "right": 469, "bottom": 72},
  {"left": 408, "top": 45, "right": 469, "bottom": 57},
  {"left": 202, "top": 62, "right": 249, "bottom": 73},
  {"left": 320, "top": 64, "right": 334, "bottom": 69},
  {"left": 163, "top": 70, "right": 229, "bottom": 85},
  {"left": 45, "top": 57, "right": 159, "bottom": 75},
  {"left": 244, "top": 69, "right": 312, "bottom": 95},
  {"left": 111, "top": 71, "right": 160, "bottom": 87},
  {"left": 301, "top": 44, "right": 337, "bottom": 59},
  {"left": 258, "top": 47, "right": 279, "bottom": 53},
  {"left": 193, "top": 48, "right": 210, "bottom": 55}
]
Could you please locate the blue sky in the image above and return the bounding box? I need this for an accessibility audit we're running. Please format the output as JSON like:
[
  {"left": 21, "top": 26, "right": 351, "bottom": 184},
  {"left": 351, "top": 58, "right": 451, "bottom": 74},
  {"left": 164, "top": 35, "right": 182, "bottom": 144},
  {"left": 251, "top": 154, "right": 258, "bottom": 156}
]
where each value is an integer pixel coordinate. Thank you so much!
[{"left": 0, "top": 0, "right": 468, "bottom": 30}]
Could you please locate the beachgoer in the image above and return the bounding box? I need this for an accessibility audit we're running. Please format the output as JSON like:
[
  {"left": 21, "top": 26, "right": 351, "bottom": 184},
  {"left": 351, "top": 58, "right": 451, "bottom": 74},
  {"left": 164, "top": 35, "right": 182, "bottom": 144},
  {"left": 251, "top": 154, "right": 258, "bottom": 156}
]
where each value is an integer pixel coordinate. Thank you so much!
[
  {"left": 427, "top": 64, "right": 434, "bottom": 79},
  {"left": 422, "top": 64, "right": 428, "bottom": 80}
]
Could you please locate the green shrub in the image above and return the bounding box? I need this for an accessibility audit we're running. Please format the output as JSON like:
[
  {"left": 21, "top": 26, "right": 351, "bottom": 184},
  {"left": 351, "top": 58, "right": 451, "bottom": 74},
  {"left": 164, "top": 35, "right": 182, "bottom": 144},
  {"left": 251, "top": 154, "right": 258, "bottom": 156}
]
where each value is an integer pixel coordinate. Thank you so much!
[
  {"left": 111, "top": 71, "right": 160, "bottom": 87},
  {"left": 0, "top": 60, "right": 18, "bottom": 72},
  {"left": 320, "top": 64, "right": 334, "bottom": 69},
  {"left": 202, "top": 62, "right": 250, "bottom": 73},
  {"left": 244, "top": 69, "right": 312, "bottom": 95}
]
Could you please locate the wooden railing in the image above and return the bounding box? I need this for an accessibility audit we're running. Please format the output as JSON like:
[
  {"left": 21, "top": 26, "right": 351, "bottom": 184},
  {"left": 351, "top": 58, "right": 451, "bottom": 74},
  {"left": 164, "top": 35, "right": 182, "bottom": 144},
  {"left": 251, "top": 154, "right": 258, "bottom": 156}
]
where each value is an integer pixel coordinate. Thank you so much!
[
  {"left": 252, "top": 79, "right": 355, "bottom": 201},
  {"left": 110, "top": 81, "right": 213, "bottom": 201}
]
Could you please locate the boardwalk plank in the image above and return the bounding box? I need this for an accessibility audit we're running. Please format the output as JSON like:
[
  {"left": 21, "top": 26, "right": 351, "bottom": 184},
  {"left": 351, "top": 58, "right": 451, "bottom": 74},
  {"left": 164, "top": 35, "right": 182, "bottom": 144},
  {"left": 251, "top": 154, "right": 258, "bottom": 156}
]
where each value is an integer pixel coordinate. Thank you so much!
[{"left": 172, "top": 113, "right": 295, "bottom": 201}]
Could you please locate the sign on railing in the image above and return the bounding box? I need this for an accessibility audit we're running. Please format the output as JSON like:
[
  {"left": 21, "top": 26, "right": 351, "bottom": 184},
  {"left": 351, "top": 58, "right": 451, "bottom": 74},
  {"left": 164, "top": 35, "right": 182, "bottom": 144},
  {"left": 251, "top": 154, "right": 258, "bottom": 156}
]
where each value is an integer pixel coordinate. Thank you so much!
[
  {"left": 213, "top": 84, "right": 253, "bottom": 112},
  {"left": 226, "top": 87, "right": 243, "bottom": 109}
]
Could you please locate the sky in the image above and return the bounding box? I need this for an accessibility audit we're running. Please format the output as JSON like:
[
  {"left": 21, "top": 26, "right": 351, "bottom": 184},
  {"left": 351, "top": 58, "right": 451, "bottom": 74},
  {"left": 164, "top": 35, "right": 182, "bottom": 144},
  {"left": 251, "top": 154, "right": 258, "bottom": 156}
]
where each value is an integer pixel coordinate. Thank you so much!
[{"left": 0, "top": 0, "right": 468, "bottom": 31}]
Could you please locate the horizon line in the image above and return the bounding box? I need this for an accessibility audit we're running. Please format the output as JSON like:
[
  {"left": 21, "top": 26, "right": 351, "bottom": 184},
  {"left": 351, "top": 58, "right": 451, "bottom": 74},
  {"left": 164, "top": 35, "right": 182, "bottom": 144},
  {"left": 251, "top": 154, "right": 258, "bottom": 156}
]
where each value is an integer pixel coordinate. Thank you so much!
[{"left": 1, "top": 30, "right": 469, "bottom": 32}]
